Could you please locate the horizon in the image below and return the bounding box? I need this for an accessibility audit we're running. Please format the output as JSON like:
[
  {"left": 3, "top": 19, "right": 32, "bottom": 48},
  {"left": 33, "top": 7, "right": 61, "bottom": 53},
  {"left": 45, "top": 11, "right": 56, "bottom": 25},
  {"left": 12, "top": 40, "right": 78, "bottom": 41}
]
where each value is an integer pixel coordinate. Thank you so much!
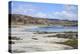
[{"left": 9, "top": 1, "right": 78, "bottom": 21}]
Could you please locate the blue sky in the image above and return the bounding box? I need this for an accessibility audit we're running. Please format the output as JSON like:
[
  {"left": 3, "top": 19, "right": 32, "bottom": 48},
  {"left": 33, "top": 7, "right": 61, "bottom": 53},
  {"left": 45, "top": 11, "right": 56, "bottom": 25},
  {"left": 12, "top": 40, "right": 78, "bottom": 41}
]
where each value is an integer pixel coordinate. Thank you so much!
[{"left": 10, "top": 1, "right": 78, "bottom": 20}]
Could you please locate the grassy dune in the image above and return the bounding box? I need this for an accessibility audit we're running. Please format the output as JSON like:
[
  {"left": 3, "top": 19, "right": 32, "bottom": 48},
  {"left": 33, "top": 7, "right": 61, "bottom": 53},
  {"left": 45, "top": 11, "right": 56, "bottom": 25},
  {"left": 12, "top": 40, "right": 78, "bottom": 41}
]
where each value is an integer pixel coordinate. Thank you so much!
[{"left": 58, "top": 39, "right": 78, "bottom": 49}]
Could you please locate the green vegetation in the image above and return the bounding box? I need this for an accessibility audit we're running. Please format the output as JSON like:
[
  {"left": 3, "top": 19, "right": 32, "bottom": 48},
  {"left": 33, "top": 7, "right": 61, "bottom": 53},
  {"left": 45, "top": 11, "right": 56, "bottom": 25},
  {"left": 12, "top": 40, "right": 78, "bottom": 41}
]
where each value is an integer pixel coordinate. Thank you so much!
[
  {"left": 10, "top": 14, "right": 78, "bottom": 49},
  {"left": 59, "top": 39, "right": 78, "bottom": 49},
  {"left": 56, "top": 32, "right": 78, "bottom": 39},
  {"left": 29, "top": 24, "right": 49, "bottom": 27}
]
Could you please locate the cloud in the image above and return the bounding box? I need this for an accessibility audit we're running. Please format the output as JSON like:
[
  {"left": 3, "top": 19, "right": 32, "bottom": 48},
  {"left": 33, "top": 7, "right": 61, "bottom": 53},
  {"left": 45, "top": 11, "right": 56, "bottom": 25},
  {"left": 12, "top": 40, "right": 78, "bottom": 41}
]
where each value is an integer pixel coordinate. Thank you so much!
[
  {"left": 52, "top": 10, "right": 77, "bottom": 20},
  {"left": 30, "top": 5, "right": 78, "bottom": 20},
  {"left": 12, "top": 3, "right": 36, "bottom": 14},
  {"left": 51, "top": 5, "right": 78, "bottom": 20},
  {"left": 64, "top": 5, "right": 78, "bottom": 17},
  {"left": 65, "top": 5, "right": 77, "bottom": 11},
  {"left": 32, "top": 12, "right": 48, "bottom": 18},
  {"left": 11, "top": 2, "right": 78, "bottom": 20}
]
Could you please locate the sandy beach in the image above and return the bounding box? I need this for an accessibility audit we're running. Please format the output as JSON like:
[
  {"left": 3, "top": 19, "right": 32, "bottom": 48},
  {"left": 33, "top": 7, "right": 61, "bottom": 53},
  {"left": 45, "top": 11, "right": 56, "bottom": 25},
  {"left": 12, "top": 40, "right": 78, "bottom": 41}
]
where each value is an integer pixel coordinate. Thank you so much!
[{"left": 10, "top": 25, "right": 74, "bottom": 53}]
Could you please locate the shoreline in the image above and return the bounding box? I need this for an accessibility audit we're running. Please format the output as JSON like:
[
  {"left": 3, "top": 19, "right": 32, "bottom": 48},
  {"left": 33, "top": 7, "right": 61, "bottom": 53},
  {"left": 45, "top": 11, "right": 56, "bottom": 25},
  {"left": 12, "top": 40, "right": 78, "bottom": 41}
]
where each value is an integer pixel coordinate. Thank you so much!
[{"left": 9, "top": 25, "right": 77, "bottom": 53}]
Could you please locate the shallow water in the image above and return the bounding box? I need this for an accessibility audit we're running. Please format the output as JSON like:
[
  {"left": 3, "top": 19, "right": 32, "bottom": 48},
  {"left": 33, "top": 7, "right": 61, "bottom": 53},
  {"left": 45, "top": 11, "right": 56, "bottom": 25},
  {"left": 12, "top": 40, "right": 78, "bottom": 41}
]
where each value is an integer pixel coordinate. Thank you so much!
[{"left": 24, "top": 25, "right": 77, "bottom": 32}]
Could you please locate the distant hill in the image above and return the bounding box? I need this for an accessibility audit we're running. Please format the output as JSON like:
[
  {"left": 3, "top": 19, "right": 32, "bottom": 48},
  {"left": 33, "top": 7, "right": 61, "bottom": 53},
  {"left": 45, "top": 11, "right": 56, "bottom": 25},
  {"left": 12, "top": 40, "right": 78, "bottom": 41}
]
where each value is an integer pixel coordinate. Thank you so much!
[{"left": 9, "top": 14, "right": 78, "bottom": 26}]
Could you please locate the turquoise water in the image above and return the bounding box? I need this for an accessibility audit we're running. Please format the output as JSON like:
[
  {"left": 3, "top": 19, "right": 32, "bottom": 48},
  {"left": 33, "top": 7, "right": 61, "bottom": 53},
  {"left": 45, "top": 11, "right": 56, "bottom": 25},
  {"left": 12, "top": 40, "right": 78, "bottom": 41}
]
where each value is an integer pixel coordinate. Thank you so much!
[{"left": 26, "top": 25, "right": 78, "bottom": 32}]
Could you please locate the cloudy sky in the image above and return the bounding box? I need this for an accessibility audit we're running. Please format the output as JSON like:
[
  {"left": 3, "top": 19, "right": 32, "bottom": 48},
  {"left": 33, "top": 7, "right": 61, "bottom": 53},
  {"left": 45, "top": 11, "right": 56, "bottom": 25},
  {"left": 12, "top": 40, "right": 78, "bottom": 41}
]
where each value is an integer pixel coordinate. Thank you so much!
[{"left": 9, "top": 1, "right": 78, "bottom": 20}]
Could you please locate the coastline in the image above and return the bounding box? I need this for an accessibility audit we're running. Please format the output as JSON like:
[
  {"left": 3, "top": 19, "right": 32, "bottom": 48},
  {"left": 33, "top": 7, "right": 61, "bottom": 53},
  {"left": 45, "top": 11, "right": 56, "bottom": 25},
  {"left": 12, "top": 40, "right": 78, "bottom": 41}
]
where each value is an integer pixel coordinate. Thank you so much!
[{"left": 9, "top": 25, "right": 78, "bottom": 53}]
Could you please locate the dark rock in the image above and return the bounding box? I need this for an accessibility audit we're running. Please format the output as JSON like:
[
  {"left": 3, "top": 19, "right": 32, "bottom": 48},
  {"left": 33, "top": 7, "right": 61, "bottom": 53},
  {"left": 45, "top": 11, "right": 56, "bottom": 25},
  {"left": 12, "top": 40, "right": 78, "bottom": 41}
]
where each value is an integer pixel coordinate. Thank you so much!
[{"left": 32, "top": 38, "right": 38, "bottom": 40}]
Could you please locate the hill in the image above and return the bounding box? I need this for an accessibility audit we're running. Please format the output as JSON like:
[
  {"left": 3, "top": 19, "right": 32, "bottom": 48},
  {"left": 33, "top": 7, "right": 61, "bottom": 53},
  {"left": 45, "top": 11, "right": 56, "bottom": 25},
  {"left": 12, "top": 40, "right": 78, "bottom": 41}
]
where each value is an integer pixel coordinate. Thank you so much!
[{"left": 9, "top": 14, "right": 78, "bottom": 26}]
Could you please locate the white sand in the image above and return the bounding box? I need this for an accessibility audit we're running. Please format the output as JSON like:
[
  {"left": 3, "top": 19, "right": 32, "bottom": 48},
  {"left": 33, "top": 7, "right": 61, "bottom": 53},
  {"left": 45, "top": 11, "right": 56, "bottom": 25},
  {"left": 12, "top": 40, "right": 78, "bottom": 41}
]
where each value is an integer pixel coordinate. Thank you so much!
[{"left": 10, "top": 26, "right": 73, "bottom": 53}]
